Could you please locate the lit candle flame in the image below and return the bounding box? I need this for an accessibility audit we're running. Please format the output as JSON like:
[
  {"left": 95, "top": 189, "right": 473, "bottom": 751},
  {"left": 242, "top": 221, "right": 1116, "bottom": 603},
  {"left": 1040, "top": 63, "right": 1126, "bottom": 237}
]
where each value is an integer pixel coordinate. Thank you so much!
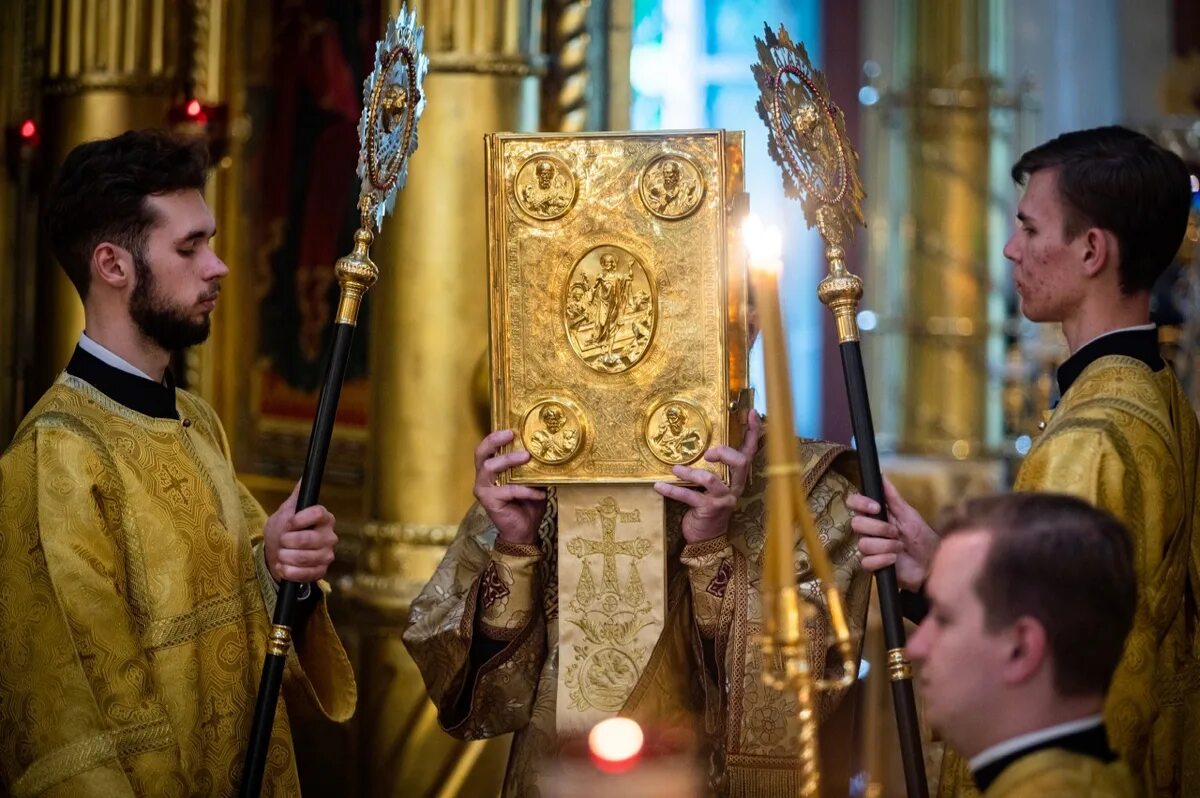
[
  {"left": 588, "top": 718, "right": 645, "bottom": 768},
  {"left": 743, "top": 215, "right": 783, "bottom": 275}
]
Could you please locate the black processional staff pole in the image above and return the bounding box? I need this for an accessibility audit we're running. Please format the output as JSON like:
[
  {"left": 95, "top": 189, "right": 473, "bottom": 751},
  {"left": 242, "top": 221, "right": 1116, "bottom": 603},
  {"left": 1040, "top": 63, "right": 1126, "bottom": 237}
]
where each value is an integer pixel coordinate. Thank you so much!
[
  {"left": 239, "top": 7, "right": 427, "bottom": 797},
  {"left": 752, "top": 24, "right": 930, "bottom": 798}
]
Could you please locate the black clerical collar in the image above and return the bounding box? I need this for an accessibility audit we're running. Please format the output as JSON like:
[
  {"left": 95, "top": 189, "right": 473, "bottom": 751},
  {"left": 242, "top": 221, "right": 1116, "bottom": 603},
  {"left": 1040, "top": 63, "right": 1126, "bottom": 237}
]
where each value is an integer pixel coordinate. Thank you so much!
[
  {"left": 971, "top": 721, "right": 1115, "bottom": 793},
  {"left": 1056, "top": 326, "right": 1163, "bottom": 399},
  {"left": 65, "top": 344, "right": 180, "bottom": 420}
]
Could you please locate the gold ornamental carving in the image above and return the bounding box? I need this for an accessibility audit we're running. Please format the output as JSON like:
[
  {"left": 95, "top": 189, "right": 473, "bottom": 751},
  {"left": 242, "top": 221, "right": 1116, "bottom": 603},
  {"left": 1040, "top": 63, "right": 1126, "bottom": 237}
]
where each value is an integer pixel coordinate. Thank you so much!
[
  {"left": 542, "top": 0, "right": 594, "bottom": 131},
  {"left": 43, "top": 0, "right": 181, "bottom": 95},
  {"left": 487, "top": 130, "right": 748, "bottom": 485}
]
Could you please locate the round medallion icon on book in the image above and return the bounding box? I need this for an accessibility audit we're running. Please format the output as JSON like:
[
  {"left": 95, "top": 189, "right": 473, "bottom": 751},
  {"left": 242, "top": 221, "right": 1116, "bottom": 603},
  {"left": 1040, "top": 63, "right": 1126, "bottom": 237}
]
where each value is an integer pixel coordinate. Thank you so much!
[
  {"left": 645, "top": 398, "right": 710, "bottom": 465},
  {"left": 514, "top": 154, "right": 577, "bottom": 220},
  {"left": 522, "top": 399, "right": 584, "bottom": 464},
  {"left": 639, "top": 154, "right": 705, "bottom": 220}
]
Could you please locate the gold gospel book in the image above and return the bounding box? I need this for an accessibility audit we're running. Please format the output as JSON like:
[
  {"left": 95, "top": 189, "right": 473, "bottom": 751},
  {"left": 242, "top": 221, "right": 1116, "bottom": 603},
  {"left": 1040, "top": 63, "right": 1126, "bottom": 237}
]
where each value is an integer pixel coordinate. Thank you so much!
[{"left": 486, "top": 130, "right": 749, "bottom": 484}]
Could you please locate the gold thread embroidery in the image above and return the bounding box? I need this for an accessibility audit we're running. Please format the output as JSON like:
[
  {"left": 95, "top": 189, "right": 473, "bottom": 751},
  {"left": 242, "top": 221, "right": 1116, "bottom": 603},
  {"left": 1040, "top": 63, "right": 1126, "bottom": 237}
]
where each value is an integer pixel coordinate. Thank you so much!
[
  {"left": 142, "top": 579, "right": 261, "bottom": 650},
  {"left": 563, "top": 496, "right": 654, "bottom": 712},
  {"left": 494, "top": 539, "right": 542, "bottom": 558},
  {"left": 12, "top": 718, "right": 173, "bottom": 797}
]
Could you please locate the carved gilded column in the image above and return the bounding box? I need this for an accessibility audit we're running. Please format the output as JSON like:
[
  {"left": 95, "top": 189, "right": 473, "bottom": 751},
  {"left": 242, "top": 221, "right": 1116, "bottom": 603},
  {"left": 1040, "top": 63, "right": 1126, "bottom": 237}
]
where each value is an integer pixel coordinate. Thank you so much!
[
  {"left": 541, "top": 0, "right": 631, "bottom": 132},
  {"left": 858, "top": 0, "right": 1024, "bottom": 520},
  {"left": 0, "top": 0, "right": 39, "bottom": 442},
  {"left": 34, "top": 0, "right": 181, "bottom": 395},
  {"left": 343, "top": 2, "right": 544, "bottom": 795},
  {"left": 863, "top": 0, "right": 1014, "bottom": 460},
  {"left": 181, "top": 0, "right": 248, "bottom": 424},
  {"left": 900, "top": 0, "right": 997, "bottom": 457}
]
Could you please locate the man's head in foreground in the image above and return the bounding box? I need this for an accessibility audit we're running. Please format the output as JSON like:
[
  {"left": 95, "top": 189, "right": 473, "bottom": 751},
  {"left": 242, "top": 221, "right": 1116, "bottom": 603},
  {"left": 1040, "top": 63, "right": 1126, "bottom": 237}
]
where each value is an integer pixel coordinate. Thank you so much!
[{"left": 907, "top": 492, "right": 1136, "bottom": 759}]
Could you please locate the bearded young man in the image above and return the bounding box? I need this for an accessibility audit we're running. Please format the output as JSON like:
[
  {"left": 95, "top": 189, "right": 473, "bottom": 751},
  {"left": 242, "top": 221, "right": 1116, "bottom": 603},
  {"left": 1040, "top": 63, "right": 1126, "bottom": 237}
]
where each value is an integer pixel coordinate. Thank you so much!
[
  {"left": 0, "top": 130, "right": 355, "bottom": 796},
  {"left": 849, "top": 126, "right": 1199, "bottom": 797}
]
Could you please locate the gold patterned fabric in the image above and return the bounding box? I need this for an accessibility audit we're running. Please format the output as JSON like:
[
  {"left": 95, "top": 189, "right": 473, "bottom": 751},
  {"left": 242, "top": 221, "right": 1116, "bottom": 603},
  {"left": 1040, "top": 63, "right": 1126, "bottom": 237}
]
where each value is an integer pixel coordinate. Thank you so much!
[
  {"left": 982, "top": 749, "right": 1140, "bottom": 798},
  {"left": 402, "top": 428, "right": 869, "bottom": 797},
  {"left": 940, "top": 356, "right": 1199, "bottom": 798},
  {"left": 0, "top": 375, "right": 356, "bottom": 797}
]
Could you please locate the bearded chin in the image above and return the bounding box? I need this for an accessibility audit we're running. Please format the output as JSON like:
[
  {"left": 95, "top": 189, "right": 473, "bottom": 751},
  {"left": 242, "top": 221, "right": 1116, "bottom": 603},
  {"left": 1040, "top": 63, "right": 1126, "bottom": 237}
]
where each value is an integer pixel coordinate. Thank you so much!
[
  {"left": 131, "top": 304, "right": 211, "bottom": 351},
  {"left": 129, "top": 255, "right": 211, "bottom": 351}
]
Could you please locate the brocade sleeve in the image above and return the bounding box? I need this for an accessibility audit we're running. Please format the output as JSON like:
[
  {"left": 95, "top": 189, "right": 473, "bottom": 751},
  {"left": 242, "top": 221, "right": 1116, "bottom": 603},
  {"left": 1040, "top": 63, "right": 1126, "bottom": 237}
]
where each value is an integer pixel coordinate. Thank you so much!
[
  {"left": 402, "top": 503, "right": 549, "bottom": 739},
  {"left": 0, "top": 425, "right": 183, "bottom": 797},
  {"left": 679, "top": 534, "right": 734, "bottom": 640},
  {"left": 1015, "top": 423, "right": 1138, "bottom": 526}
]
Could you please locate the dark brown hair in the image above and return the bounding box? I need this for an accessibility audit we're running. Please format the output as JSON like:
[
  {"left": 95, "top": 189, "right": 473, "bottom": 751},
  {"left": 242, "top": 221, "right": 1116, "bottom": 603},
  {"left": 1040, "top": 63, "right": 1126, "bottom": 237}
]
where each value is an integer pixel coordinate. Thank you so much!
[
  {"left": 939, "top": 492, "right": 1136, "bottom": 697},
  {"left": 44, "top": 129, "right": 210, "bottom": 299},
  {"left": 1012, "top": 125, "right": 1191, "bottom": 294}
]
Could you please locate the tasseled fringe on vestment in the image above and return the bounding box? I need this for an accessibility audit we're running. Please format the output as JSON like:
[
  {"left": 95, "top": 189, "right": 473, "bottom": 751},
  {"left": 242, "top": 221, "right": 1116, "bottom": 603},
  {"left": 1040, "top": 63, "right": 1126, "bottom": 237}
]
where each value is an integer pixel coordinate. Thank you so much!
[{"left": 726, "top": 765, "right": 801, "bottom": 797}]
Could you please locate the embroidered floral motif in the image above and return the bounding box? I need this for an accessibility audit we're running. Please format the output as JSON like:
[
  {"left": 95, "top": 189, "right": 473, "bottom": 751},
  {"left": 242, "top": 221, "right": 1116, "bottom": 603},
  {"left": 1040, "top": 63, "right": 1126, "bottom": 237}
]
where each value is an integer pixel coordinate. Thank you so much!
[
  {"left": 749, "top": 704, "right": 786, "bottom": 746},
  {"left": 480, "top": 562, "right": 512, "bottom": 613},
  {"left": 706, "top": 559, "right": 732, "bottom": 598}
]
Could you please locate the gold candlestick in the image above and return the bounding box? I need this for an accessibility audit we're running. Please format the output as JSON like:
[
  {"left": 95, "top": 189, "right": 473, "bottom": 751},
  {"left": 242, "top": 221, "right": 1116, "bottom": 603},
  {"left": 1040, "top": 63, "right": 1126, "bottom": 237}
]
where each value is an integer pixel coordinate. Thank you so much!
[
  {"left": 746, "top": 218, "right": 819, "bottom": 797},
  {"left": 747, "top": 216, "right": 857, "bottom": 798},
  {"left": 747, "top": 217, "right": 856, "bottom": 679}
]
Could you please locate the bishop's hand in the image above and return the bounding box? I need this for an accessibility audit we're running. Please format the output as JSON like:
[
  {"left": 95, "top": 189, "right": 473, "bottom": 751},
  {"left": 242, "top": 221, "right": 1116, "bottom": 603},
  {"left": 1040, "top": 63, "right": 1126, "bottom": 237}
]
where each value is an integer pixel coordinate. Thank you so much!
[
  {"left": 654, "top": 409, "right": 761, "bottom": 544},
  {"left": 474, "top": 429, "right": 548, "bottom": 546},
  {"left": 846, "top": 477, "right": 939, "bottom": 592}
]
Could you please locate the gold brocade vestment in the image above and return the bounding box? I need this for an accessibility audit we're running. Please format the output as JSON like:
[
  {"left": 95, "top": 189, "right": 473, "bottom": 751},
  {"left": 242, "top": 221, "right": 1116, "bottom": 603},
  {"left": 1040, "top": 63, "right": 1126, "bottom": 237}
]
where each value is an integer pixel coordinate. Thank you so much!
[
  {"left": 403, "top": 432, "right": 871, "bottom": 797},
  {"left": 0, "top": 375, "right": 357, "bottom": 797},
  {"left": 982, "top": 749, "right": 1140, "bottom": 798},
  {"left": 940, "top": 355, "right": 1200, "bottom": 798}
]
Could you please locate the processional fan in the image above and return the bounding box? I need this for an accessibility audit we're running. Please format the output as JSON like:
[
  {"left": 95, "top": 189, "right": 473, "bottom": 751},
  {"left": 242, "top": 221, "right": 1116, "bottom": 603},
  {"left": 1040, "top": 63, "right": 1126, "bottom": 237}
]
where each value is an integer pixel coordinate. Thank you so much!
[
  {"left": 752, "top": 24, "right": 930, "bottom": 798},
  {"left": 239, "top": 7, "right": 427, "bottom": 797}
]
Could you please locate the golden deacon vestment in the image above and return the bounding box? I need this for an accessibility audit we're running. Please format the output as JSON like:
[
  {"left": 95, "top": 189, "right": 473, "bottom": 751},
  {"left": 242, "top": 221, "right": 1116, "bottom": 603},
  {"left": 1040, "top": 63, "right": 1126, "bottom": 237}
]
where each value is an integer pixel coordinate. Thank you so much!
[
  {"left": 940, "top": 354, "right": 1199, "bottom": 798},
  {"left": 0, "top": 374, "right": 356, "bottom": 796},
  {"left": 403, "top": 432, "right": 870, "bottom": 797},
  {"left": 983, "top": 749, "right": 1140, "bottom": 798}
]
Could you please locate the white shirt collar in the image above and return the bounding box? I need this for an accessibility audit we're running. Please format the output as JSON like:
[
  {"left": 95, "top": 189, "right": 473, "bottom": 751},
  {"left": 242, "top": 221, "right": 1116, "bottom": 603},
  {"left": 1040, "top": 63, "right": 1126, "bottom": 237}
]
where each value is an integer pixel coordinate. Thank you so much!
[
  {"left": 968, "top": 714, "right": 1105, "bottom": 773},
  {"left": 78, "top": 332, "right": 156, "bottom": 382},
  {"left": 1074, "top": 323, "right": 1156, "bottom": 353}
]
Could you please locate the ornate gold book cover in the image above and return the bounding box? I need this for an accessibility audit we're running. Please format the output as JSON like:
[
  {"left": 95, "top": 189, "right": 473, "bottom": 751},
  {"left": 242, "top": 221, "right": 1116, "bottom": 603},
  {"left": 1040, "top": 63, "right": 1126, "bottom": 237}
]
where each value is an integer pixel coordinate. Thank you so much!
[{"left": 487, "top": 130, "right": 748, "bottom": 484}]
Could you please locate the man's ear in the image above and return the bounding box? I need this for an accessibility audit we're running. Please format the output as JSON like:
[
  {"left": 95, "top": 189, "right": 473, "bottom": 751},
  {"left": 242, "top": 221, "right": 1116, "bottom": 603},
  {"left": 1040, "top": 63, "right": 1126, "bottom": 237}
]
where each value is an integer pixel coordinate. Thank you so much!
[
  {"left": 1078, "top": 227, "right": 1112, "bottom": 279},
  {"left": 92, "top": 242, "right": 134, "bottom": 290},
  {"left": 1003, "top": 616, "right": 1048, "bottom": 686}
]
